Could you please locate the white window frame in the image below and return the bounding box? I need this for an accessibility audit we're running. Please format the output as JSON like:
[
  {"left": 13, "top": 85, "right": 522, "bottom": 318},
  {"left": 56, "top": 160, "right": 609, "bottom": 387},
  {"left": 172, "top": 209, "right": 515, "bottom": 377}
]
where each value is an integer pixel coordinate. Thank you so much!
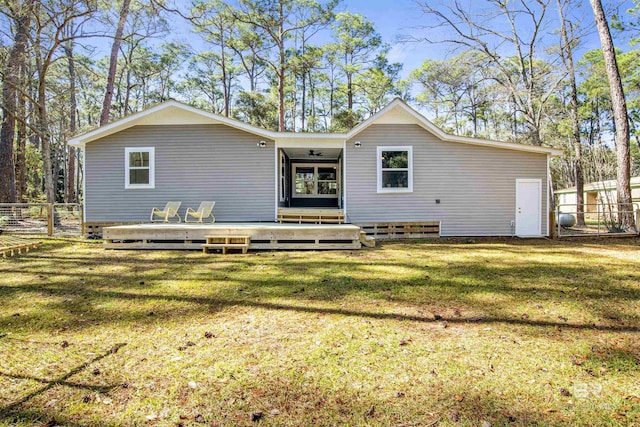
[
  {"left": 125, "top": 147, "right": 155, "bottom": 189},
  {"left": 377, "top": 146, "right": 413, "bottom": 193}
]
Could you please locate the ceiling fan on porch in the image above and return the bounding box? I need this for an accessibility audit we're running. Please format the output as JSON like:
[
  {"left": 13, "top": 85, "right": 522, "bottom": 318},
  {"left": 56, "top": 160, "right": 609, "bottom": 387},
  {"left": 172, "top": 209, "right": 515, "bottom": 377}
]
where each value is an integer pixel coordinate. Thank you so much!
[{"left": 308, "top": 149, "right": 323, "bottom": 157}]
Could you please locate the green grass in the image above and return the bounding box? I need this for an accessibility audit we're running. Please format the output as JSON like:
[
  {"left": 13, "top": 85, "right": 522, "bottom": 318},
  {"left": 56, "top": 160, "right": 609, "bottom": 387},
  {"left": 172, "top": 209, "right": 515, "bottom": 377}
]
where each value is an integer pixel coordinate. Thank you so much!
[{"left": 1, "top": 237, "right": 639, "bottom": 426}]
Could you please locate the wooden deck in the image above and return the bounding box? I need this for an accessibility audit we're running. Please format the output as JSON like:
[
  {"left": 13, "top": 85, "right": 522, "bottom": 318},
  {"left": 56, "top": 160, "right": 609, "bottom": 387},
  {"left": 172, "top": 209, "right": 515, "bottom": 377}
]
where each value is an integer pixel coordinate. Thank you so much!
[
  {"left": 103, "top": 222, "right": 362, "bottom": 251},
  {"left": 359, "top": 221, "right": 441, "bottom": 239}
]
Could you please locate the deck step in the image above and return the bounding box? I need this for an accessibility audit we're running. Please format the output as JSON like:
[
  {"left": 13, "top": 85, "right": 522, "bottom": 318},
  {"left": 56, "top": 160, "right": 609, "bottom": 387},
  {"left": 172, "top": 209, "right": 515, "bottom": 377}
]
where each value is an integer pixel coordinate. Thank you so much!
[
  {"left": 277, "top": 208, "right": 344, "bottom": 224},
  {"left": 203, "top": 235, "right": 250, "bottom": 254},
  {"left": 359, "top": 231, "right": 376, "bottom": 248}
]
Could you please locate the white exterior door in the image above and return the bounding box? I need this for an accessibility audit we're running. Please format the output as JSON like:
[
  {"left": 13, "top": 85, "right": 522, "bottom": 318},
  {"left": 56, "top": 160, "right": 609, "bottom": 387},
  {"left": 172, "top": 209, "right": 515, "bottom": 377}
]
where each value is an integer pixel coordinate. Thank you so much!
[{"left": 515, "top": 179, "right": 542, "bottom": 236}]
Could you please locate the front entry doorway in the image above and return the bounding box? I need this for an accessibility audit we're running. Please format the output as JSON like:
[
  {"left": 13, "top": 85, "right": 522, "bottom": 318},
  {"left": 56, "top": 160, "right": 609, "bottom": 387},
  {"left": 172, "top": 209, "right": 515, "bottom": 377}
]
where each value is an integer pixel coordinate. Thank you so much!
[
  {"left": 278, "top": 147, "right": 343, "bottom": 209},
  {"left": 291, "top": 163, "right": 339, "bottom": 208}
]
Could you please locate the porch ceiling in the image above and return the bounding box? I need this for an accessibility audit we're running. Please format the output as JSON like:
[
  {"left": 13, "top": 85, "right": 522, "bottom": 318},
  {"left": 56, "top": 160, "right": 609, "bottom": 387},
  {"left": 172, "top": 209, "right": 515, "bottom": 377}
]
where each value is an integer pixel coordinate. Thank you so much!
[{"left": 283, "top": 147, "right": 342, "bottom": 160}]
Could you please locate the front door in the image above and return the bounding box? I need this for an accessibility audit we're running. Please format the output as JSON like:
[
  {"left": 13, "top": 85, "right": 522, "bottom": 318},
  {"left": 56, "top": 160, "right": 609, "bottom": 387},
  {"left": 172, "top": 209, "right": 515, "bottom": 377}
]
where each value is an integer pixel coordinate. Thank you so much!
[{"left": 515, "top": 179, "right": 542, "bottom": 236}]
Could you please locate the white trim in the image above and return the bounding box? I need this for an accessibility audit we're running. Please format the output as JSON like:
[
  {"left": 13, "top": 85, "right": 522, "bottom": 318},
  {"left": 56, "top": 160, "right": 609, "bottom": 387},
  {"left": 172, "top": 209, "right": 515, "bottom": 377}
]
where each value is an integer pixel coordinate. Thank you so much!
[
  {"left": 278, "top": 149, "right": 286, "bottom": 203},
  {"left": 346, "top": 99, "right": 562, "bottom": 156},
  {"left": 82, "top": 148, "right": 86, "bottom": 224},
  {"left": 546, "top": 155, "right": 551, "bottom": 237},
  {"left": 343, "top": 140, "right": 347, "bottom": 218},
  {"left": 69, "top": 98, "right": 562, "bottom": 157},
  {"left": 291, "top": 163, "right": 339, "bottom": 198},
  {"left": 515, "top": 178, "right": 542, "bottom": 237},
  {"left": 274, "top": 143, "right": 279, "bottom": 221},
  {"left": 377, "top": 146, "right": 413, "bottom": 193},
  {"left": 69, "top": 100, "right": 275, "bottom": 147},
  {"left": 125, "top": 147, "right": 155, "bottom": 189}
]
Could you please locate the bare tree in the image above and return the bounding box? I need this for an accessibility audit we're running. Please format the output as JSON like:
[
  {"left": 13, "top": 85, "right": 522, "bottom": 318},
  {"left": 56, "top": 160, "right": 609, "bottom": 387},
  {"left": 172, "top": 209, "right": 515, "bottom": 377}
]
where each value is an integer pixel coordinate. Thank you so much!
[
  {"left": 589, "top": 0, "right": 635, "bottom": 230},
  {"left": 100, "top": 0, "right": 131, "bottom": 126},
  {"left": 557, "top": 0, "right": 585, "bottom": 225},
  {"left": 414, "top": 0, "right": 562, "bottom": 145}
]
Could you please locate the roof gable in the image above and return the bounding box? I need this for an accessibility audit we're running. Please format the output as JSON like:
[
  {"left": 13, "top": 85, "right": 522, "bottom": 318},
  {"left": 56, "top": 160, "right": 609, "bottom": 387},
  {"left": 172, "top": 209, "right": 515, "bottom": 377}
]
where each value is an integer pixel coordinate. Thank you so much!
[
  {"left": 68, "top": 100, "right": 275, "bottom": 146},
  {"left": 346, "top": 98, "right": 562, "bottom": 156},
  {"left": 68, "top": 98, "right": 561, "bottom": 156}
]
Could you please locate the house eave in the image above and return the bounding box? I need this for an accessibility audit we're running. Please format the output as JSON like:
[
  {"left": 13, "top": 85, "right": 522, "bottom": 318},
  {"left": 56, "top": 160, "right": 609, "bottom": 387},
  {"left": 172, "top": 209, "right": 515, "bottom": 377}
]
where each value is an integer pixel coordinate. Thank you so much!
[
  {"left": 68, "top": 97, "right": 562, "bottom": 157},
  {"left": 68, "top": 100, "right": 277, "bottom": 148},
  {"left": 345, "top": 98, "right": 563, "bottom": 157}
]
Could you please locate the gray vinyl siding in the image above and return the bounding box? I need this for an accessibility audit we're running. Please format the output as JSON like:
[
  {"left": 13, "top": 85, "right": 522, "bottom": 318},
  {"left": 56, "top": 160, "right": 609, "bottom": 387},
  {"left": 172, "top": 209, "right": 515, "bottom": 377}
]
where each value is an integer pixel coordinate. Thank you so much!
[
  {"left": 85, "top": 124, "right": 275, "bottom": 222},
  {"left": 346, "top": 124, "right": 548, "bottom": 236}
]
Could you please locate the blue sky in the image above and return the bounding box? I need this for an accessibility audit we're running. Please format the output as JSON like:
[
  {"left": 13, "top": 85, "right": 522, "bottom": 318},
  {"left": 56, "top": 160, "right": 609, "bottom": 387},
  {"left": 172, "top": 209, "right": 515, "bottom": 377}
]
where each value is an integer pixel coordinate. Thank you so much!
[
  {"left": 86, "top": 0, "right": 637, "bottom": 81},
  {"left": 328, "top": 0, "right": 637, "bottom": 78}
]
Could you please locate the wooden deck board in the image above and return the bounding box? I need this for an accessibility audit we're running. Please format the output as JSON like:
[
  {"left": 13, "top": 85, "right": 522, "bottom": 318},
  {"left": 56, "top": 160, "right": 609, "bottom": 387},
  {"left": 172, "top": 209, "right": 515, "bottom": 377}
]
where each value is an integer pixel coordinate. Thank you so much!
[
  {"left": 0, "top": 237, "right": 42, "bottom": 257},
  {"left": 103, "top": 222, "right": 362, "bottom": 251},
  {"left": 358, "top": 221, "right": 441, "bottom": 239}
]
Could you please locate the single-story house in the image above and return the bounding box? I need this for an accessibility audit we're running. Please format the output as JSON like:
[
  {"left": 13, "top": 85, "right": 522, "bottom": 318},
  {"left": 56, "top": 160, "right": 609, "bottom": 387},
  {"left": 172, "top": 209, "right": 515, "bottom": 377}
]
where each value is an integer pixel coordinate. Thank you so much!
[
  {"left": 68, "top": 98, "right": 561, "bottom": 238},
  {"left": 557, "top": 176, "right": 640, "bottom": 215}
]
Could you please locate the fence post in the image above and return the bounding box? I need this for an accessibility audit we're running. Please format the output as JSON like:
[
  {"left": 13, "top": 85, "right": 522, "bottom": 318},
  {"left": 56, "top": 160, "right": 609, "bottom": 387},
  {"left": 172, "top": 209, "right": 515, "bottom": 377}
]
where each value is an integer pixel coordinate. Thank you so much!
[
  {"left": 549, "top": 211, "right": 556, "bottom": 239},
  {"left": 79, "top": 204, "right": 85, "bottom": 237},
  {"left": 47, "top": 204, "right": 53, "bottom": 236}
]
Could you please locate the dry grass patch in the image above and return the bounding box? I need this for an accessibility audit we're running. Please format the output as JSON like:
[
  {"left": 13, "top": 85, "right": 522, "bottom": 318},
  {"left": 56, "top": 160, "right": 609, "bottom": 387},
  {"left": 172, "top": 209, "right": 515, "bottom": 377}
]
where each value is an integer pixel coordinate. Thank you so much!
[{"left": 0, "top": 237, "right": 639, "bottom": 426}]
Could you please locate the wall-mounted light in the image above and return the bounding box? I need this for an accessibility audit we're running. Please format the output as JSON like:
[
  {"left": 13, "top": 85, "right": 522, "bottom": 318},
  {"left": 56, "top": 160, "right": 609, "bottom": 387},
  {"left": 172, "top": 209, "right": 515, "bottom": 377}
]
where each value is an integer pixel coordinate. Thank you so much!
[
  {"left": 354, "top": 141, "right": 361, "bottom": 148},
  {"left": 257, "top": 141, "right": 267, "bottom": 147}
]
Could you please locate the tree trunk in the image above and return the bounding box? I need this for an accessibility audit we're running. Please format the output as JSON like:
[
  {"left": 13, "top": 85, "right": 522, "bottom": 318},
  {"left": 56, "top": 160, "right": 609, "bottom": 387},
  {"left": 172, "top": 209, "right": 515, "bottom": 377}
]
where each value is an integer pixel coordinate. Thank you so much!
[
  {"left": 33, "top": 2, "right": 55, "bottom": 205},
  {"left": 64, "top": 42, "right": 77, "bottom": 203},
  {"left": 347, "top": 67, "right": 354, "bottom": 128},
  {"left": 300, "top": 37, "right": 306, "bottom": 132},
  {"left": 276, "top": 2, "right": 286, "bottom": 132},
  {"left": 38, "top": 79, "right": 55, "bottom": 204},
  {"left": 590, "top": 0, "right": 634, "bottom": 230},
  {"left": 100, "top": 0, "right": 131, "bottom": 126},
  {"left": 277, "top": 66, "right": 285, "bottom": 131},
  {"left": 0, "top": 7, "right": 30, "bottom": 203},
  {"left": 15, "top": 72, "right": 28, "bottom": 202},
  {"left": 301, "top": 71, "right": 306, "bottom": 131},
  {"left": 557, "top": 0, "right": 584, "bottom": 226},
  {"left": 221, "top": 35, "right": 230, "bottom": 117},
  {"left": 278, "top": 41, "right": 285, "bottom": 131}
]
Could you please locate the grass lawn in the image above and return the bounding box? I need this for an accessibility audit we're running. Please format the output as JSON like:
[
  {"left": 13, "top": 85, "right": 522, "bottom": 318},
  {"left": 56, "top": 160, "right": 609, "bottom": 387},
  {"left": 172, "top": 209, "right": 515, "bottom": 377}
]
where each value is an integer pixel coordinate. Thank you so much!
[{"left": 1, "top": 237, "right": 639, "bottom": 427}]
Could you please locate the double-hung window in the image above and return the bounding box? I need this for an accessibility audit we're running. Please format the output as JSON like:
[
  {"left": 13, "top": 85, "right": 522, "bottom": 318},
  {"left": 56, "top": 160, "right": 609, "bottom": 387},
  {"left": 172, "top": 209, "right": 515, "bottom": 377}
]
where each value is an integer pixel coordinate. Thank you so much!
[
  {"left": 125, "top": 147, "right": 155, "bottom": 189},
  {"left": 377, "top": 146, "right": 413, "bottom": 193}
]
